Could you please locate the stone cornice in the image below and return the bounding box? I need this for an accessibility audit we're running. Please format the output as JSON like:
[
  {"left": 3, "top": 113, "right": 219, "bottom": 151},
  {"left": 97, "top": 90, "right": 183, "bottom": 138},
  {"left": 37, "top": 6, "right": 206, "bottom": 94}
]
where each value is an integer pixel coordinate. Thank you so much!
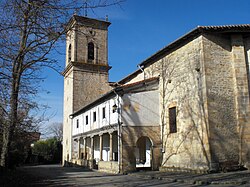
[
  {"left": 62, "top": 62, "right": 73, "bottom": 76},
  {"left": 66, "top": 15, "right": 111, "bottom": 32},
  {"left": 62, "top": 61, "right": 111, "bottom": 76}
]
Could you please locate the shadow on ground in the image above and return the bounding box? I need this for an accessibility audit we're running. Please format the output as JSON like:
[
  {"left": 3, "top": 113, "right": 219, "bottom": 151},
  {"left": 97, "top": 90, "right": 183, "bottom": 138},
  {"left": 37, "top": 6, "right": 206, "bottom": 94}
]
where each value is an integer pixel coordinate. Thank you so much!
[{"left": 0, "top": 164, "right": 100, "bottom": 187}]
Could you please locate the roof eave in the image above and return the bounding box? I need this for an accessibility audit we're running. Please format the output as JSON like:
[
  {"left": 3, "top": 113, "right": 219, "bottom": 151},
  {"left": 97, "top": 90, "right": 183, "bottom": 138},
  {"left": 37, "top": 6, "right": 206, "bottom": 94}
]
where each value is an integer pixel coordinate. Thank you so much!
[{"left": 70, "top": 77, "right": 159, "bottom": 118}]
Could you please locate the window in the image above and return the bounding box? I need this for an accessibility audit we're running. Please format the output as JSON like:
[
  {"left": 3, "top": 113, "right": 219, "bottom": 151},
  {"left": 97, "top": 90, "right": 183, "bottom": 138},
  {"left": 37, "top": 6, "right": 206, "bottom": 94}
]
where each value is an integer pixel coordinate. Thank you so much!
[
  {"left": 76, "top": 119, "right": 79, "bottom": 128},
  {"left": 93, "top": 111, "right": 96, "bottom": 122},
  {"left": 169, "top": 107, "right": 177, "bottom": 133},
  {"left": 68, "top": 44, "right": 71, "bottom": 62},
  {"left": 88, "top": 42, "right": 94, "bottom": 60},
  {"left": 102, "top": 107, "right": 106, "bottom": 119},
  {"left": 86, "top": 115, "right": 89, "bottom": 125},
  {"left": 112, "top": 104, "right": 117, "bottom": 113}
]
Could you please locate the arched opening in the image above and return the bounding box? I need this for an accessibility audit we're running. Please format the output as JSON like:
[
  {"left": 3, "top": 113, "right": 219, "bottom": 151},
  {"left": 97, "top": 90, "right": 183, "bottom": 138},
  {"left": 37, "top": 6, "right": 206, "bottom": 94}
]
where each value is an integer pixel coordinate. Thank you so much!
[
  {"left": 68, "top": 44, "right": 72, "bottom": 62},
  {"left": 135, "top": 136, "right": 152, "bottom": 169},
  {"left": 88, "top": 42, "right": 94, "bottom": 61}
]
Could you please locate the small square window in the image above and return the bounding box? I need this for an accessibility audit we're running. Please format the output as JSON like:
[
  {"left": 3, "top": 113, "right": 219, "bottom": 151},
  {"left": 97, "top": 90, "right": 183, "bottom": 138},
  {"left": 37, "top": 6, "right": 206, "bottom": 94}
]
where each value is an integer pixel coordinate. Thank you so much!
[
  {"left": 86, "top": 115, "right": 88, "bottom": 125},
  {"left": 102, "top": 107, "right": 106, "bottom": 119},
  {"left": 93, "top": 111, "right": 96, "bottom": 122},
  {"left": 169, "top": 107, "right": 177, "bottom": 133}
]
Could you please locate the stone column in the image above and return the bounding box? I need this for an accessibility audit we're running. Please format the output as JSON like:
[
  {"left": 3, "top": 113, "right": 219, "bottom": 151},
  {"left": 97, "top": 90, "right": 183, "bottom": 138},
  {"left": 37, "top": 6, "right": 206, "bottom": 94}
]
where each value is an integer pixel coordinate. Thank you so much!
[
  {"left": 109, "top": 132, "right": 113, "bottom": 161},
  {"left": 90, "top": 136, "right": 94, "bottom": 160},
  {"left": 83, "top": 138, "right": 86, "bottom": 159},
  {"left": 90, "top": 136, "right": 94, "bottom": 169},
  {"left": 99, "top": 134, "right": 103, "bottom": 161},
  {"left": 78, "top": 138, "right": 81, "bottom": 159}
]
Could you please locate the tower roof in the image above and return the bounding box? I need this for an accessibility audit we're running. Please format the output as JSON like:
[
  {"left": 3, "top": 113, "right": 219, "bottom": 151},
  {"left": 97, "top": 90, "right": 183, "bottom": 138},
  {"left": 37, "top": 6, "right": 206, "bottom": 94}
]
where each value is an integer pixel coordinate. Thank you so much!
[{"left": 66, "top": 15, "right": 111, "bottom": 30}]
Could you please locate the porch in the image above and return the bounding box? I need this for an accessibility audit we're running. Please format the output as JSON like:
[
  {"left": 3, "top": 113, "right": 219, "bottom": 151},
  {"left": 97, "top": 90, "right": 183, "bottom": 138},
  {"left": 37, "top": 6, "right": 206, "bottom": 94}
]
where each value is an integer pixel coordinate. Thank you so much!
[{"left": 72, "top": 129, "right": 119, "bottom": 173}]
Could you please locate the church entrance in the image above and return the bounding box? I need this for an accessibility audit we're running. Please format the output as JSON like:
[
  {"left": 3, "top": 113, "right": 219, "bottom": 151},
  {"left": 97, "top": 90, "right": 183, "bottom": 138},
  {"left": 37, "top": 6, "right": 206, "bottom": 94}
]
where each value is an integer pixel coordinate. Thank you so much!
[{"left": 135, "top": 136, "right": 152, "bottom": 169}]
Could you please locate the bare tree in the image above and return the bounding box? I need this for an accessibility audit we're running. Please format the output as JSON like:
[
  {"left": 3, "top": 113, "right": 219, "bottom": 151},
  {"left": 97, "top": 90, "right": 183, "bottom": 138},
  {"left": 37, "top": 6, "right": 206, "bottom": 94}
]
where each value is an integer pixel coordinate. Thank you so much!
[
  {"left": 0, "top": 0, "right": 124, "bottom": 168},
  {"left": 45, "top": 122, "right": 63, "bottom": 141}
]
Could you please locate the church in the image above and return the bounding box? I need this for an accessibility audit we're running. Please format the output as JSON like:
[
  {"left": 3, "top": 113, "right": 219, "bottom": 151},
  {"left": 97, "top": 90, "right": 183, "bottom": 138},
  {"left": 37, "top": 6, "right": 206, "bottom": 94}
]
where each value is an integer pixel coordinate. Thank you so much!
[{"left": 62, "top": 15, "right": 250, "bottom": 173}]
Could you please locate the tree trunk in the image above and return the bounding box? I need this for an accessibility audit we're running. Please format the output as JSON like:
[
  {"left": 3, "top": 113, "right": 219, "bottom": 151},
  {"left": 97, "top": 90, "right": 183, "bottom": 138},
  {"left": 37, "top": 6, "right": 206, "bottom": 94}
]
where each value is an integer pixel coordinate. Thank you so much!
[
  {"left": 0, "top": 78, "right": 20, "bottom": 168},
  {"left": 0, "top": 124, "right": 10, "bottom": 167},
  {"left": 0, "top": 1, "right": 28, "bottom": 168}
]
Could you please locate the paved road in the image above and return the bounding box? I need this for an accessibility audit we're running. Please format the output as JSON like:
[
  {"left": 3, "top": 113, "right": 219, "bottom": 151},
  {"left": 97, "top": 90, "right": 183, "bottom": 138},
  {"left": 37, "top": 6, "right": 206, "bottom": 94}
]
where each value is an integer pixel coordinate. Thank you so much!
[
  {"left": 18, "top": 165, "right": 197, "bottom": 187},
  {"left": 16, "top": 165, "right": 250, "bottom": 187}
]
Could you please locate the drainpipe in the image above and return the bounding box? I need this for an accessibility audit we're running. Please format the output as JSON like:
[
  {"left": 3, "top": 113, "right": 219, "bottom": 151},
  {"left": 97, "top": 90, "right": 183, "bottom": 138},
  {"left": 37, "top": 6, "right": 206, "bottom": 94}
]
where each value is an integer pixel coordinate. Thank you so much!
[
  {"left": 113, "top": 90, "right": 121, "bottom": 173},
  {"left": 69, "top": 114, "right": 74, "bottom": 163}
]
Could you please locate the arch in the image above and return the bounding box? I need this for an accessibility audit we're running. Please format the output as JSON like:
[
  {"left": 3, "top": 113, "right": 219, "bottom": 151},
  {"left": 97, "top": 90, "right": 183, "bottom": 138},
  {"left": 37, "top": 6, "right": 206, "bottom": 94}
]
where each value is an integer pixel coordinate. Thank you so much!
[
  {"left": 68, "top": 44, "right": 72, "bottom": 62},
  {"left": 88, "top": 42, "right": 94, "bottom": 60},
  {"left": 135, "top": 136, "right": 152, "bottom": 169}
]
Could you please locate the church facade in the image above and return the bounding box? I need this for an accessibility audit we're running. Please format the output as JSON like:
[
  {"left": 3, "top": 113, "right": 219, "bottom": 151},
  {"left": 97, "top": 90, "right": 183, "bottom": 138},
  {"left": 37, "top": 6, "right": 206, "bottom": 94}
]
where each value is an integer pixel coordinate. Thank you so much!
[{"left": 63, "top": 15, "right": 250, "bottom": 173}]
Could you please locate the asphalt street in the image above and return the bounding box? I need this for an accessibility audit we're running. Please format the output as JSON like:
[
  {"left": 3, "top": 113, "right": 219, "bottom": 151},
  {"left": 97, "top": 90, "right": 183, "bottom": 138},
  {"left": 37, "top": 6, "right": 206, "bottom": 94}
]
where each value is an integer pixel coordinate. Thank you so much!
[
  {"left": 17, "top": 165, "right": 195, "bottom": 187},
  {"left": 10, "top": 164, "right": 250, "bottom": 187}
]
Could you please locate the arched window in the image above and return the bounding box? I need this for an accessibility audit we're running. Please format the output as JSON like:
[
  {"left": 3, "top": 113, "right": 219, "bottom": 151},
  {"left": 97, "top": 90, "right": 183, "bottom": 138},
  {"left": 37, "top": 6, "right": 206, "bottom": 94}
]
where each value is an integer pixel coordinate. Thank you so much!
[
  {"left": 68, "top": 44, "right": 72, "bottom": 62},
  {"left": 88, "top": 42, "right": 94, "bottom": 60}
]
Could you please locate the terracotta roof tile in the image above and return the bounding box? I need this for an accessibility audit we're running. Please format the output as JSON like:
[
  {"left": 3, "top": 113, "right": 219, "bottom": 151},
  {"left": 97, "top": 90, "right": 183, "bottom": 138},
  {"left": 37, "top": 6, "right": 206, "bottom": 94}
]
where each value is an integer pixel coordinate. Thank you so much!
[{"left": 197, "top": 24, "right": 250, "bottom": 30}]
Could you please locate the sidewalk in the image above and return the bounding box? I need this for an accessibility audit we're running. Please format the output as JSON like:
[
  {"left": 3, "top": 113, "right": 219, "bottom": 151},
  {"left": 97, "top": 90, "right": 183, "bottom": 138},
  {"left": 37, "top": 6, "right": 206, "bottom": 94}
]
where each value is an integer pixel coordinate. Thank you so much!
[{"left": 128, "top": 170, "right": 250, "bottom": 186}]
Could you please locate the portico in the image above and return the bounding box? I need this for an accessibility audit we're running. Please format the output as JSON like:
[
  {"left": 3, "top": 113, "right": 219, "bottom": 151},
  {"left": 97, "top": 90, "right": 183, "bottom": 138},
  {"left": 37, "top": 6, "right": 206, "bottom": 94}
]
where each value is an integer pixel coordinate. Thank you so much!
[{"left": 72, "top": 124, "right": 119, "bottom": 171}]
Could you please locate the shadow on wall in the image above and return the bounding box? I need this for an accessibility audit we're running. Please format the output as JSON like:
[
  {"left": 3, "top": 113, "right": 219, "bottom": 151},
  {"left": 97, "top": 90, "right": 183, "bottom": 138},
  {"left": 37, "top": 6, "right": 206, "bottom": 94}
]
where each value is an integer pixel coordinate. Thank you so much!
[{"left": 121, "top": 93, "right": 161, "bottom": 172}]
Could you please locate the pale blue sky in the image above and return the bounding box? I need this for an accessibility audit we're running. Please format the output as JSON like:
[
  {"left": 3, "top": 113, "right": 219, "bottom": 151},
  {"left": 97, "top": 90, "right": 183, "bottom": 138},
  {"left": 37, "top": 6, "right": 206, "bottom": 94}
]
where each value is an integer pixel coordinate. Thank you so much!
[{"left": 39, "top": 0, "right": 250, "bottom": 130}]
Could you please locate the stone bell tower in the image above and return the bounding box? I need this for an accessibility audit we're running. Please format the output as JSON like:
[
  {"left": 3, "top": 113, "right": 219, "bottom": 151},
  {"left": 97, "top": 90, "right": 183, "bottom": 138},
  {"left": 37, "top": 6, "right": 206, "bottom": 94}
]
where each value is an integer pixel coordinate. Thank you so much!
[{"left": 62, "top": 15, "right": 111, "bottom": 163}]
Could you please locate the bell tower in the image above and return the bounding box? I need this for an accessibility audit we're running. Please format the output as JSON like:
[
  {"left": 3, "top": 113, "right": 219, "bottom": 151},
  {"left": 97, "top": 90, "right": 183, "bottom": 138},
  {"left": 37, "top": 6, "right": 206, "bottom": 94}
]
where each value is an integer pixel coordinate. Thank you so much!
[{"left": 62, "top": 15, "right": 111, "bottom": 163}]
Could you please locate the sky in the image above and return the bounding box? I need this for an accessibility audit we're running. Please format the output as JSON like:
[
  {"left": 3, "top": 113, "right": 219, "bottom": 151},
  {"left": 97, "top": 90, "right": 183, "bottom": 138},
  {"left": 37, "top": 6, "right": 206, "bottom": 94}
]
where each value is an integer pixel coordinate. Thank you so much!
[{"left": 39, "top": 0, "right": 250, "bottom": 133}]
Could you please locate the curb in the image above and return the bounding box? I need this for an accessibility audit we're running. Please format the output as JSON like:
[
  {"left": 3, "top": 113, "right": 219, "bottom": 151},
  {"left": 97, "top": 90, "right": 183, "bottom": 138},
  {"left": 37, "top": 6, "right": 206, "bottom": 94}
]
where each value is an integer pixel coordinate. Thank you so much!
[
  {"left": 128, "top": 173, "right": 249, "bottom": 186},
  {"left": 210, "top": 180, "right": 247, "bottom": 185}
]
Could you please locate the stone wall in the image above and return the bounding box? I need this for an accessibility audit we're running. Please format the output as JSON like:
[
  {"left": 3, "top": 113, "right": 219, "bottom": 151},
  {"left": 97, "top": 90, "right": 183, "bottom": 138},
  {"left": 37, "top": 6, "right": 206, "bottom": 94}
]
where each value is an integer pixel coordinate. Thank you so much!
[
  {"left": 121, "top": 126, "right": 161, "bottom": 173},
  {"left": 244, "top": 37, "right": 250, "bottom": 168},
  {"left": 98, "top": 161, "right": 119, "bottom": 173},
  {"left": 76, "top": 25, "right": 108, "bottom": 65},
  {"left": 202, "top": 34, "right": 239, "bottom": 169},
  {"left": 142, "top": 36, "right": 211, "bottom": 171},
  {"left": 63, "top": 17, "right": 111, "bottom": 165},
  {"left": 124, "top": 33, "right": 250, "bottom": 172},
  {"left": 63, "top": 68, "right": 74, "bottom": 162},
  {"left": 237, "top": 36, "right": 250, "bottom": 168},
  {"left": 72, "top": 69, "right": 110, "bottom": 112}
]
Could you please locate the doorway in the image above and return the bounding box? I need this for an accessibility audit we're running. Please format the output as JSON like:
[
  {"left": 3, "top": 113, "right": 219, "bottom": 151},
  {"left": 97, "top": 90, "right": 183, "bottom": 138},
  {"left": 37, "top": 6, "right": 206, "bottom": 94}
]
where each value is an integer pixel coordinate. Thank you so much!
[{"left": 135, "top": 136, "right": 152, "bottom": 169}]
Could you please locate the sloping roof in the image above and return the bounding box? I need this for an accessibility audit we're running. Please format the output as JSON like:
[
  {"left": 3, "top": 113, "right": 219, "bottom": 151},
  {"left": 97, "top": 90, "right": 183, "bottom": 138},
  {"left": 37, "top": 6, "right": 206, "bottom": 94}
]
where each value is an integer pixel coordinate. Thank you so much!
[
  {"left": 118, "top": 24, "right": 250, "bottom": 84},
  {"left": 197, "top": 24, "right": 250, "bottom": 31},
  {"left": 139, "top": 24, "right": 250, "bottom": 67},
  {"left": 70, "top": 77, "right": 159, "bottom": 117},
  {"left": 121, "top": 76, "right": 159, "bottom": 89}
]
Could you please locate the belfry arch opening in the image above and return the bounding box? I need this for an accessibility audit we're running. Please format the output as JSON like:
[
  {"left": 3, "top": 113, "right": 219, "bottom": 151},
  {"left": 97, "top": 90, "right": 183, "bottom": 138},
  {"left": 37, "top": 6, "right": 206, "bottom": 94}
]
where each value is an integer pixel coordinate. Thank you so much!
[
  {"left": 88, "top": 42, "right": 94, "bottom": 61},
  {"left": 135, "top": 136, "right": 152, "bottom": 169},
  {"left": 68, "top": 44, "right": 72, "bottom": 62}
]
